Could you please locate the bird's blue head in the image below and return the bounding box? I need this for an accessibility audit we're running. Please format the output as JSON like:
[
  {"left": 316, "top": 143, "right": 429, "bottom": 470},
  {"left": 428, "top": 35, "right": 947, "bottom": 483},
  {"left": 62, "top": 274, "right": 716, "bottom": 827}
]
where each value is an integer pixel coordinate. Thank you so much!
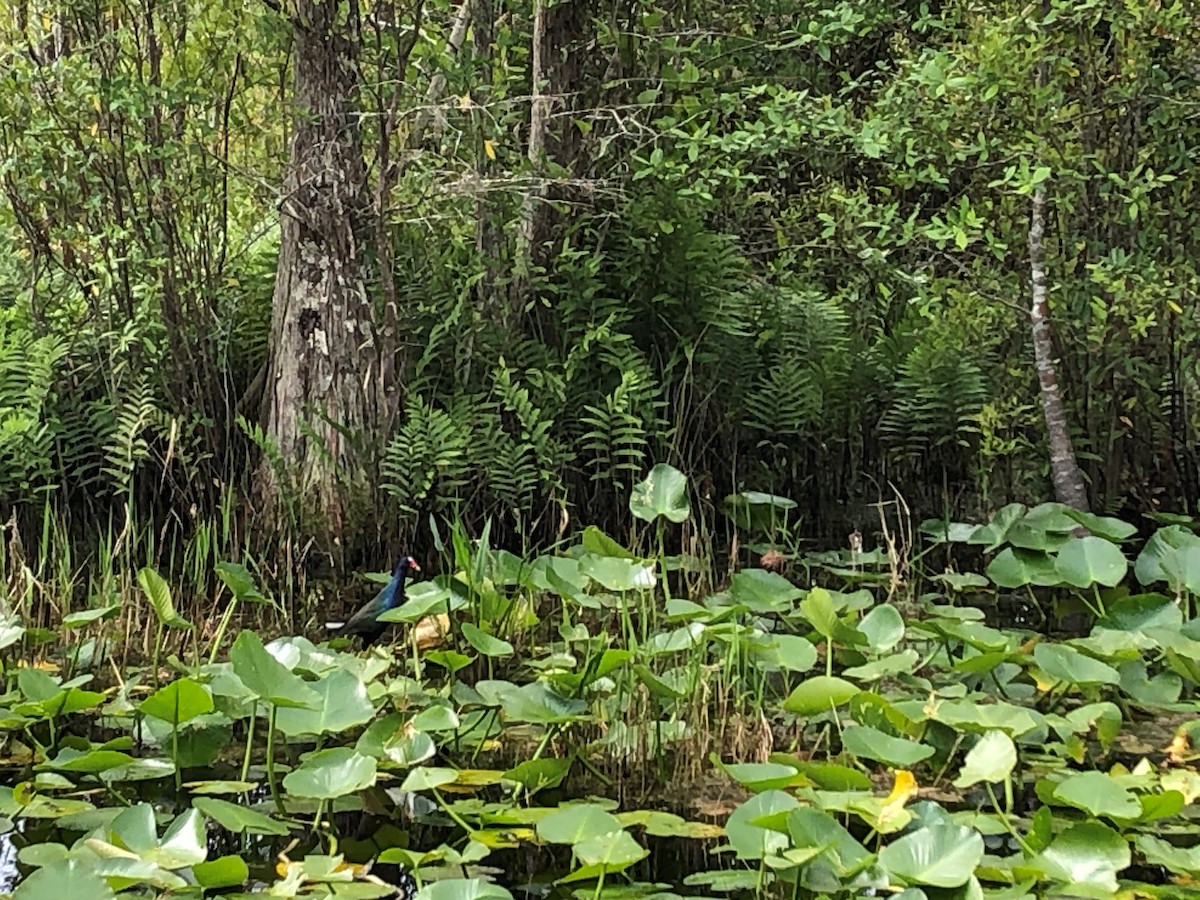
[
  {"left": 393, "top": 556, "right": 420, "bottom": 578},
  {"left": 381, "top": 556, "right": 421, "bottom": 610}
]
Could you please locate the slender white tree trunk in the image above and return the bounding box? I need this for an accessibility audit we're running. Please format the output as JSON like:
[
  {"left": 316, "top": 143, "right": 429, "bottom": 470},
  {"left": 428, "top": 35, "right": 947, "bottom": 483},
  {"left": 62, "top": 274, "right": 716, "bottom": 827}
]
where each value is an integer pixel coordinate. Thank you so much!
[{"left": 1029, "top": 188, "right": 1089, "bottom": 511}]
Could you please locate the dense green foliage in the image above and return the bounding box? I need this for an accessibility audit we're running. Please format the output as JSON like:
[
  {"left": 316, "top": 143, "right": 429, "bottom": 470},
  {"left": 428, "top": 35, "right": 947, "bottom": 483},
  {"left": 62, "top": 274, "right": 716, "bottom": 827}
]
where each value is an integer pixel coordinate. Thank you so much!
[
  {"left": 1, "top": 0, "right": 1198, "bottom": 579},
  {"left": 4, "top": 476, "right": 1200, "bottom": 897}
]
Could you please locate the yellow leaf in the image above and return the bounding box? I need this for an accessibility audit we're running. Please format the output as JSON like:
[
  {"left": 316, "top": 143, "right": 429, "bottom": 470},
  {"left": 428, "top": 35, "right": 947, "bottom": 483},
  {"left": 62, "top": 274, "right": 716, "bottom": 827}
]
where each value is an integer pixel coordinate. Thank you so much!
[
  {"left": 93, "top": 96, "right": 101, "bottom": 112},
  {"left": 414, "top": 613, "right": 450, "bottom": 652},
  {"left": 483, "top": 139, "right": 496, "bottom": 161},
  {"left": 1166, "top": 732, "right": 1190, "bottom": 765},
  {"left": 90, "top": 122, "right": 98, "bottom": 137},
  {"left": 458, "top": 94, "right": 472, "bottom": 110},
  {"left": 883, "top": 770, "right": 918, "bottom": 808},
  {"left": 1168, "top": 300, "right": 1184, "bottom": 315}
]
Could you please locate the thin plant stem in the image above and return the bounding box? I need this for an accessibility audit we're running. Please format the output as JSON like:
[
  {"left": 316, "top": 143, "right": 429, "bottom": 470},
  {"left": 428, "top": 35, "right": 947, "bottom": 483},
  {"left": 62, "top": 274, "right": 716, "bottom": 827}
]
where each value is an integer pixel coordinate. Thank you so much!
[{"left": 267, "top": 704, "right": 283, "bottom": 813}]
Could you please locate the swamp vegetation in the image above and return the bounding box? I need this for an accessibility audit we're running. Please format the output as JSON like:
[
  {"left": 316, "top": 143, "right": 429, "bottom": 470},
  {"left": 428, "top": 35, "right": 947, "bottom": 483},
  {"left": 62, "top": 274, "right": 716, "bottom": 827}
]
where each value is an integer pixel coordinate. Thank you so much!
[
  {"left": 3, "top": 0, "right": 1200, "bottom": 895},
  {"left": 4, "top": 473, "right": 1200, "bottom": 898}
]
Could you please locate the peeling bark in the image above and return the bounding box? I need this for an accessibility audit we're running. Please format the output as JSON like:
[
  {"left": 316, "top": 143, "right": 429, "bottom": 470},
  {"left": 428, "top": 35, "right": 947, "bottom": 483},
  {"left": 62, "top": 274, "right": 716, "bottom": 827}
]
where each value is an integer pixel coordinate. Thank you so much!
[
  {"left": 259, "top": 0, "right": 378, "bottom": 540},
  {"left": 1029, "top": 189, "right": 1090, "bottom": 512}
]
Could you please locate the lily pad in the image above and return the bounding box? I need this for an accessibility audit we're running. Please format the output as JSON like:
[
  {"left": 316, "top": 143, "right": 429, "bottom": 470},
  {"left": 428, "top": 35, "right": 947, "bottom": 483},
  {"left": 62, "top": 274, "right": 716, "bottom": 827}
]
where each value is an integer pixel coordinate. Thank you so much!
[
  {"left": 229, "top": 631, "right": 320, "bottom": 709},
  {"left": 275, "top": 669, "right": 374, "bottom": 737},
  {"left": 859, "top": 604, "right": 905, "bottom": 652},
  {"left": 536, "top": 804, "right": 623, "bottom": 845},
  {"left": 193, "top": 797, "right": 290, "bottom": 836},
  {"left": 729, "top": 569, "right": 803, "bottom": 610},
  {"left": 782, "top": 676, "right": 860, "bottom": 715},
  {"left": 1056, "top": 537, "right": 1129, "bottom": 588},
  {"left": 139, "top": 678, "right": 213, "bottom": 726},
  {"left": 841, "top": 726, "right": 934, "bottom": 767},
  {"left": 953, "top": 730, "right": 1016, "bottom": 787},
  {"left": 878, "top": 823, "right": 983, "bottom": 888},
  {"left": 1033, "top": 644, "right": 1120, "bottom": 686},
  {"left": 1035, "top": 822, "right": 1130, "bottom": 895},
  {"left": 416, "top": 880, "right": 513, "bottom": 900},
  {"left": 193, "top": 855, "right": 249, "bottom": 890},
  {"left": 461, "top": 623, "right": 514, "bottom": 657},
  {"left": 13, "top": 859, "right": 116, "bottom": 900},
  {"left": 1052, "top": 771, "right": 1140, "bottom": 819},
  {"left": 725, "top": 790, "right": 799, "bottom": 860},
  {"left": 630, "top": 464, "right": 691, "bottom": 524},
  {"left": 282, "top": 748, "right": 377, "bottom": 799}
]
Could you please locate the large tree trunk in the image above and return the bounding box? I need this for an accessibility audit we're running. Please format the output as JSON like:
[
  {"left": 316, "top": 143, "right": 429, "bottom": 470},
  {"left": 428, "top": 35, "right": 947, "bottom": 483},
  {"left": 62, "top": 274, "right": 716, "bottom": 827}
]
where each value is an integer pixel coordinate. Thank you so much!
[
  {"left": 1029, "top": 189, "right": 1090, "bottom": 511},
  {"left": 259, "top": 0, "right": 378, "bottom": 542}
]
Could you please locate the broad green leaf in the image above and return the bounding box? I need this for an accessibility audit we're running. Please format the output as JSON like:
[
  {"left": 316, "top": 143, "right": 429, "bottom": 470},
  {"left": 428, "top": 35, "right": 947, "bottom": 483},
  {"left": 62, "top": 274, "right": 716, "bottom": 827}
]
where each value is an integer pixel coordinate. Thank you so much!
[
  {"left": 967, "top": 504, "right": 1028, "bottom": 550},
  {"left": 878, "top": 823, "right": 984, "bottom": 888},
  {"left": 717, "top": 761, "right": 802, "bottom": 792},
  {"left": 1052, "top": 771, "right": 1140, "bottom": 819},
  {"left": 1135, "top": 835, "right": 1200, "bottom": 878},
  {"left": 503, "top": 758, "right": 572, "bottom": 794},
  {"left": 799, "top": 586, "right": 864, "bottom": 644},
  {"left": 139, "top": 678, "right": 213, "bottom": 726},
  {"left": 17, "top": 668, "right": 62, "bottom": 703},
  {"left": 1136, "top": 526, "right": 1200, "bottom": 588},
  {"left": 786, "top": 807, "right": 870, "bottom": 873},
  {"left": 953, "top": 730, "right": 1016, "bottom": 787},
  {"left": 841, "top": 725, "right": 934, "bottom": 767},
  {"left": 859, "top": 604, "right": 905, "bottom": 652},
  {"left": 62, "top": 605, "right": 119, "bottom": 628},
  {"left": 1063, "top": 509, "right": 1137, "bottom": 542},
  {"left": 1035, "top": 822, "right": 1130, "bottom": 895},
  {"left": 1118, "top": 660, "right": 1182, "bottom": 706},
  {"left": 400, "top": 766, "right": 458, "bottom": 792},
  {"left": 1055, "top": 537, "right": 1129, "bottom": 588},
  {"left": 13, "top": 859, "right": 116, "bottom": 900},
  {"left": 193, "top": 797, "right": 290, "bottom": 836},
  {"left": 782, "top": 676, "right": 860, "bottom": 715},
  {"left": 214, "top": 562, "right": 271, "bottom": 604},
  {"left": 574, "top": 829, "right": 647, "bottom": 870},
  {"left": 494, "top": 682, "right": 586, "bottom": 724},
  {"left": 155, "top": 808, "right": 207, "bottom": 868},
  {"left": 1101, "top": 593, "right": 1181, "bottom": 634},
  {"left": 416, "top": 880, "right": 512, "bottom": 900},
  {"left": 580, "top": 526, "right": 635, "bottom": 559},
  {"left": 747, "top": 633, "right": 817, "bottom": 673},
  {"left": 377, "top": 581, "right": 463, "bottom": 623},
  {"left": 229, "top": 630, "right": 320, "bottom": 709},
  {"left": 38, "top": 748, "right": 133, "bottom": 774},
  {"left": 137, "top": 566, "right": 193, "bottom": 630},
  {"left": 986, "top": 548, "right": 1059, "bottom": 588},
  {"left": 933, "top": 700, "right": 1044, "bottom": 737},
  {"left": 578, "top": 555, "right": 656, "bottom": 592},
  {"left": 461, "top": 622, "right": 514, "bottom": 657},
  {"left": 275, "top": 669, "right": 374, "bottom": 737},
  {"left": 282, "top": 748, "right": 376, "bottom": 799},
  {"left": 724, "top": 791, "right": 799, "bottom": 861},
  {"left": 629, "top": 463, "right": 690, "bottom": 524},
  {"left": 536, "top": 804, "right": 623, "bottom": 845},
  {"left": 843, "top": 649, "right": 919, "bottom": 681},
  {"left": 1033, "top": 643, "right": 1120, "bottom": 686},
  {"left": 193, "top": 855, "right": 249, "bottom": 889},
  {"left": 728, "top": 568, "right": 804, "bottom": 610}
]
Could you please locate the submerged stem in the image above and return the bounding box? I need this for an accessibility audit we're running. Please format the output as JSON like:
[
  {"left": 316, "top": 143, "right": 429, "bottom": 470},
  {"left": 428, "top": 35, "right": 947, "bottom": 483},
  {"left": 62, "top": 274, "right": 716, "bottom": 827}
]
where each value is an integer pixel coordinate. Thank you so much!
[{"left": 267, "top": 704, "right": 283, "bottom": 813}]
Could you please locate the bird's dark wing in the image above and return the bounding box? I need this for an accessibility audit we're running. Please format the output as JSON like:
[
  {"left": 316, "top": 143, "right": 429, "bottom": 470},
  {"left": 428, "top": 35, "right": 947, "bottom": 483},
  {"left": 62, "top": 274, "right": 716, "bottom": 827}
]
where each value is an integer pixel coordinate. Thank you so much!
[{"left": 338, "top": 589, "right": 389, "bottom": 635}]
